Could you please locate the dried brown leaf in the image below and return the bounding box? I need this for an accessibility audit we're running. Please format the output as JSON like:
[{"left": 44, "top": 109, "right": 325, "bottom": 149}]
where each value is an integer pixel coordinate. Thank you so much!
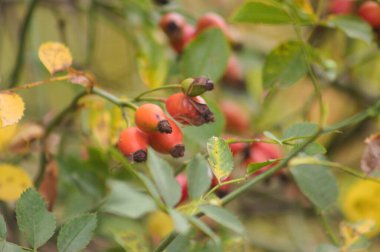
[
  {"left": 361, "top": 133, "right": 380, "bottom": 175},
  {"left": 38, "top": 159, "right": 59, "bottom": 211}
]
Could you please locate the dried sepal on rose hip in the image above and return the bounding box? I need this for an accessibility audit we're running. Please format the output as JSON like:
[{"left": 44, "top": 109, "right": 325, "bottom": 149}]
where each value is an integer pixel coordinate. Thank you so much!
[
  {"left": 181, "top": 77, "right": 214, "bottom": 97},
  {"left": 166, "top": 93, "right": 214, "bottom": 126},
  {"left": 135, "top": 103, "right": 172, "bottom": 134},
  {"left": 118, "top": 127, "right": 149, "bottom": 162},
  {"left": 148, "top": 119, "right": 185, "bottom": 158}
]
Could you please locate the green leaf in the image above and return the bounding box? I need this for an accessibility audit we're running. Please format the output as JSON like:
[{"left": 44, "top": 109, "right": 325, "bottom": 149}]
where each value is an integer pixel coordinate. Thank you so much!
[
  {"left": 304, "top": 142, "right": 326, "bottom": 156},
  {"left": 0, "top": 215, "right": 6, "bottom": 240},
  {"left": 283, "top": 122, "right": 319, "bottom": 140},
  {"left": 316, "top": 244, "right": 339, "bottom": 252},
  {"left": 167, "top": 235, "right": 190, "bottom": 252},
  {"left": 57, "top": 214, "right": 97, "bottom": 252},
  {"left": 135, "top": 172, "right": 162, "bottom": 203},
  {"left": 186, "top": 154, "right": 212, "bottom": 199},
  {"left": 199, "top": 205, "right": 244, "bottom": 234},
  {"left": 290, "top": 165, "right": 338, "bottom": 210},
  {"left": 15, "top": 188, "right": 56, "bottom": 249},
  {"left": 168, "top": 209, "right": 190, "bottom": 234},
  {"left": 230, "top": 0, "right": 314, "bottom": 25},
  {"left": 263, "top": 41, "right": 309, "bottom": 88},
  {"left": 327, "top": 15, "right": 373, "bottom": 45},
  {"left": 147, "top": 149, "right": 181, "bottom": 207},
  {"left": 207, "top": 137, "right": 234, "bottom": 181},
  {"left": 0, "top": 241, "right": 24, "bottom": 252},
  {"left": 102, "top": 181, "right": 156, "bottom": 218},
  {"left": 247, "top": 159, "right": 279, "bottom": 175},
  {"left": 181, "top": 28, "right": 230, "bottom": 81}
]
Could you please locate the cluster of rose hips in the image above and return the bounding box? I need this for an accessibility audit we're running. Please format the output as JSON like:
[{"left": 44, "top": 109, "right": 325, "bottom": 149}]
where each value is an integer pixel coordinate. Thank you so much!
[
  {"left": 159, "top": 12, "right": 244, "bottom": 87},
  {"left": 330, "top": 0, "right": 380, "bottom": 29},
  {"left": 173, "top": 100, "right": 284, "bottom": 204},
  {"left": 118, "top": 77, "right": 214, "bottom": 162}
]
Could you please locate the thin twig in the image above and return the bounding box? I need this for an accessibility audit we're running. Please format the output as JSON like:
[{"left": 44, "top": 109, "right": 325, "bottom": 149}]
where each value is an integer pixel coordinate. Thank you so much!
[{"left": 8, "top": 0, "right": 39, "bottom": 87}]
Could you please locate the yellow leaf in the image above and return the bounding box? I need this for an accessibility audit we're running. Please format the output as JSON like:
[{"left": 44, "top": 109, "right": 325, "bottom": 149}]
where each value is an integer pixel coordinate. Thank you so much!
[
  {"left": 0, "top": 164, "right": 33, "bottom": 201},
  {"left": 0, "top": 125, "right": 17, "bottom": 151},
  {"left": 38, "top": 42, "right": 73, "bottom": 75},
  {"left": 0, "top": 92, "right": 25, "bottom": 127}
]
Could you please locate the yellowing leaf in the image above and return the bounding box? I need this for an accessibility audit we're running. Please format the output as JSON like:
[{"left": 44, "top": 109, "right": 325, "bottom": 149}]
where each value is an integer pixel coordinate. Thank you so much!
[
  {"left": 294, "top": 0, "right": 314, "bottom": 15},
  {"left": 207, "top": 137, "right": 234, "bottom": 182},
  {"left": 38, "top": 42, "right": 73, "bottom": 75},
  {"left": 137, "top": 55, "right": 168, "bottom": 89},
  {"left": 0, "top": 92, "right": 25, "bottom": 127},
  {"left": 0, "top": 125, "right": 17, "bottom": 151},
  {"left": 136, "top": 32, "right": 168, "bottom": 89},
  {"left": 0, "top": 164, "right": 33, "bottom": 201},
  {"left": 340, "top": 220, "right": 374, "bottom": 251}
]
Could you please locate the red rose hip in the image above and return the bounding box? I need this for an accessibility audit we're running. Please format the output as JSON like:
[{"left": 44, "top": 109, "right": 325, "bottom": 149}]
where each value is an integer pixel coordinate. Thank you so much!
[
  {"left": 118, "top": 127, "right": 149, "bottom": 162},
  {"left": 176, "top": 173, "right": 188, "bottom": 204},
  {"left": 135, "top": 103, "right": 172, "bottom": 133},
  {"left": 329, "top": 0, "right": 354, "bottom": 14},
  {"left": 358, "top": 1, "right": 380, "bottom": 28},
  {"left": 148, "top": 119, "right": 185, "bottom": 158},
  {"left": 166, "top": 93, "right": 214, "bottom": 126},
  {"left": 159, "top": 13, "right": 195, "bottom": 53},
  {"left": 196, "top": 12, "right": 231, "bottom": 40}
]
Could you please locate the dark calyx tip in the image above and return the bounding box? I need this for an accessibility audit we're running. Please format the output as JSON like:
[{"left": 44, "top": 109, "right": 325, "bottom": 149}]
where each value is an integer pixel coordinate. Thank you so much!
[
  {"left": 205, "top": 80, "right": 214, "bottom": 91},
  {"left": 133, "top": 150, "right": 147, "bottom": 162},
  {"left": 167, "top": 21, "right": 180, "bottom": 34},
  {"left": 158, "top": 120, "right": 172, "bottom": 133},
  {"left": 155, "top": 0, "right": 170, "bottom": 5},
  {"left": 202, "top": 110, "right": 215, "bottom": 123},
  {"left": 170, "top": 144, "right": 185, "bottom": 158}
]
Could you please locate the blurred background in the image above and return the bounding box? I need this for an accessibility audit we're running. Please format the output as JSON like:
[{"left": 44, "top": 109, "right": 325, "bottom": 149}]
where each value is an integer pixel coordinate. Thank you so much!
[{"left": 1, "top": 0, "right": 380, "bottom": 251}]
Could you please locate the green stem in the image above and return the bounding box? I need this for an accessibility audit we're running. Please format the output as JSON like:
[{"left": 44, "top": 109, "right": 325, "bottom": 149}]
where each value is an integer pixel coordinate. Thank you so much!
[
  {"left": 9, "top": 0, "right": 39, "bottom": 87},
  {"left": 225, "top": 138, "right": 278, "bottom": 145},
  {"left": 133, "top": 84, "right": 181, "bottom": 101},
  {"left": 92, "top": 87, "right": 138, "bottom": 110},
  {"left": 204, "top": 177, "right": 246, "bottom": 199},
  {"left": 154, "top": 232, "right": 178, "bottom": 252}
]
